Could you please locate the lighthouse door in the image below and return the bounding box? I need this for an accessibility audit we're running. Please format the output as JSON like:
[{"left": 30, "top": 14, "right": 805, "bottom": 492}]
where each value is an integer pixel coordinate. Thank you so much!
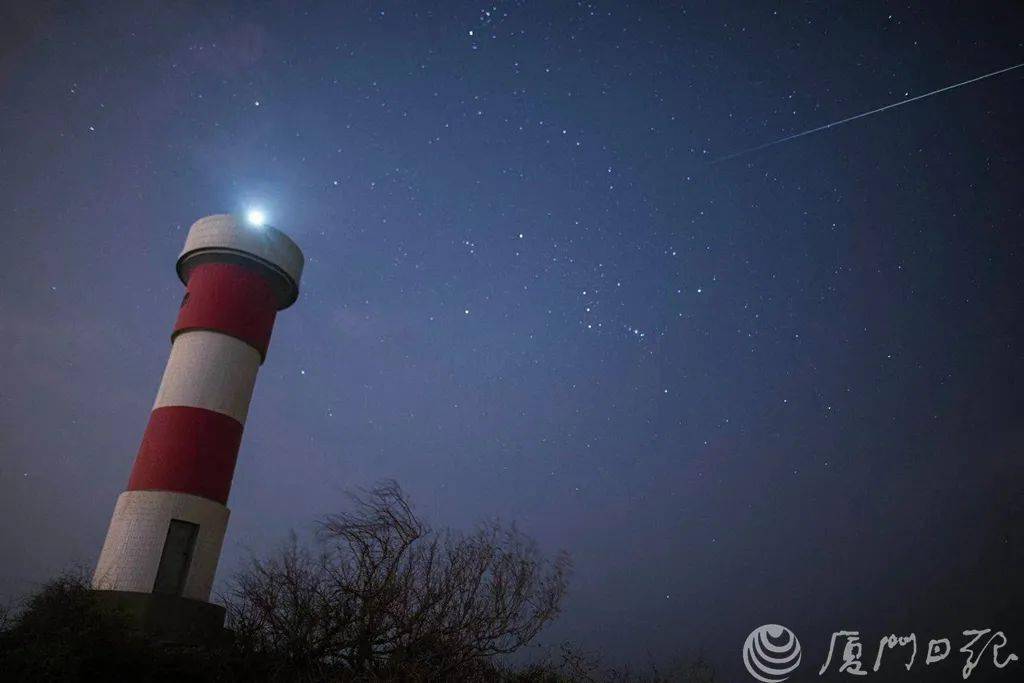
[{"left": 153, "top": 519, "right": 199, "bottom": 596}]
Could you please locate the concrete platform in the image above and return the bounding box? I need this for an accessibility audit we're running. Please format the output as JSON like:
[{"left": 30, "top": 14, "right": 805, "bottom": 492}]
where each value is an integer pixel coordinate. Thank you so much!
[{"left": 92, "top": 590, "right": 226, "bottom": 644}]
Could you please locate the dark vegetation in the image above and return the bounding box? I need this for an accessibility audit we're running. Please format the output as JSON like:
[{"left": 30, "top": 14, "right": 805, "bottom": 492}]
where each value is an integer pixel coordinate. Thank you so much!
[{"left": 0, "top": 482, "right": 714, "bottom": 682}]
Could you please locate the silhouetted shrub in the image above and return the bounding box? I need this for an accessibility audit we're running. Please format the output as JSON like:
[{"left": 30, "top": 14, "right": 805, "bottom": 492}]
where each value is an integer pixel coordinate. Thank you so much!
[{"left": 224, "top": 481, "right": 570, "bottom": 679}]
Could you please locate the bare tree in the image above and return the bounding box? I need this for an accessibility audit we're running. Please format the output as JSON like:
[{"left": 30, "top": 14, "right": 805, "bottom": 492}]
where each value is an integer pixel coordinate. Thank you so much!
[
  {"left": 224, "top": 481, "right": 570, "bottom": 678},
  {"left": 518, "top": 643, "right": 717, "bottom": 683}
]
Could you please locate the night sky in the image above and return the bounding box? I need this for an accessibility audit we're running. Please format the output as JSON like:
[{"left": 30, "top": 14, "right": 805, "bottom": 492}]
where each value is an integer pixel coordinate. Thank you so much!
[{"left": 2, "top": 2, "right": 1022, "bottom": 679}]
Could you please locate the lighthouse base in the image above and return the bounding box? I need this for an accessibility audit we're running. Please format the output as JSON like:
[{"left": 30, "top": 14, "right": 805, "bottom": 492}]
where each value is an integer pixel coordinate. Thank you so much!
[{"left": 92, "top": 590, "right": 226, "bottom": 644}]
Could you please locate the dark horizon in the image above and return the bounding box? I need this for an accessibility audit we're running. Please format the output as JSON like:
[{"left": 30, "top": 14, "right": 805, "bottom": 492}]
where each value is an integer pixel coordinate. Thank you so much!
[{"left": 2, "top": 2, "right": 1022, "bottom": 680}]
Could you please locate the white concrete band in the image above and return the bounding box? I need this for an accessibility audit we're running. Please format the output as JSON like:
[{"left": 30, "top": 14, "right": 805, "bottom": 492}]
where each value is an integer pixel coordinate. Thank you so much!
[
  {"left": 92, "top": 490, "right": 229, "bottom": 601},
  {"left": 152, "top": 329, "right": 261, "bottom": 424},
  {"left": 179, "top": 213, "right": 304, "bottom": 289}
]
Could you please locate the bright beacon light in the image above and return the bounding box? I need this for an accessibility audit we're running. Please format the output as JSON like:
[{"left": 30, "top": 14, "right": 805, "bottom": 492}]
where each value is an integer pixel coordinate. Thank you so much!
[{"left": 246, "top": 209, "right": 266, "bottom": 227}]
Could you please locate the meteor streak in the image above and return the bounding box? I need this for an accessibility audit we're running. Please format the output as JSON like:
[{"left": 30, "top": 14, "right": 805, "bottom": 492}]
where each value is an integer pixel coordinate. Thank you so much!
[{"left": 713, "top": 62, "right": 1024, "bottom": 163}]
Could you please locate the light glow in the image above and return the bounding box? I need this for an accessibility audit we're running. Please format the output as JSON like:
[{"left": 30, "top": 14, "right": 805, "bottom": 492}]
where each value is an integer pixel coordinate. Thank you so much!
[{"left": 246, "top": 209, "right": 266, "bottom": 227}]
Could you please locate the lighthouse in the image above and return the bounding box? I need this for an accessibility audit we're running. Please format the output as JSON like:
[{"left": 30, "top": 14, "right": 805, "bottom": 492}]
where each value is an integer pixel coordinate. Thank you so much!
[{"left": 92, "top": 213, "right": 303, "bottom": 638}]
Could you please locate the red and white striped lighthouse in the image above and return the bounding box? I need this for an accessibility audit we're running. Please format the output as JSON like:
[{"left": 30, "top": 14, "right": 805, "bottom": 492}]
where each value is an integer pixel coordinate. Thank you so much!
[{"left": 92, "top": 213, "right": 303, "bottom": 635}]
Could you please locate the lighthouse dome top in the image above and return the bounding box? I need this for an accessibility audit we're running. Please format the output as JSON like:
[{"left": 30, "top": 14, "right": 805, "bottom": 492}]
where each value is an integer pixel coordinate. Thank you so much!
[{"left": 177, "top": 214, "right": 304, "bottom": 308}]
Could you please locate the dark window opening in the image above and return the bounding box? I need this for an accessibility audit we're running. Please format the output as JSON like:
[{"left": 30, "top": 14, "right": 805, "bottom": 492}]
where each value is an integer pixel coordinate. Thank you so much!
[{"left": 153, "top": 519, "right": 199, "bottom": 596}]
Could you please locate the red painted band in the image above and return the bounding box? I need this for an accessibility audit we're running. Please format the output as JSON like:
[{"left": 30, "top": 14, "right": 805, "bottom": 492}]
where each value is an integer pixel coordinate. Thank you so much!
[
  {"left": 127, "top": 406, "right": 244, "bottom": 504},
  {"left": 174, "top": 262, "right": 278, "bottom": 359}
]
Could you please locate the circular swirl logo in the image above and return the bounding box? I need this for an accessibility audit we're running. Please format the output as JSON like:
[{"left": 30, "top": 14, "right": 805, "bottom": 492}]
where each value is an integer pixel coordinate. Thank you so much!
[{"left": 743, "top": 624, "right": 802, "bottom": 682}]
